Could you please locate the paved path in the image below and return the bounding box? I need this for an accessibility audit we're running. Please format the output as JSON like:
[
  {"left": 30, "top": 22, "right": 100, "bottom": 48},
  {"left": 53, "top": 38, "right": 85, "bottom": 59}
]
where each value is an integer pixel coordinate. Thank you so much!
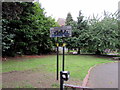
[{"left": 87, "top": 62, "right": 118, "bottom": 88}]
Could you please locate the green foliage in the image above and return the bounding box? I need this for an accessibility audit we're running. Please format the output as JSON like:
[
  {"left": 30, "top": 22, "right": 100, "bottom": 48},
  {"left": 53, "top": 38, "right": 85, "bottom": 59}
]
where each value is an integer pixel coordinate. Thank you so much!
[
  {"left": 87, "top": 12, "right": 119, "bottom": 54},
  {"left": 2, "top": 2, "right": 119, "bottom": 56},
  {"left": 65, "top": 11, "right": 88, "bottom": 54},
  {"left": 65, "top": 12, "right": 73, "bottom": 25},
  {"left": 2, "top": 2, "right": 58, "bottom": 57},
  {"left": 65, "top": 11, "right": 119, "bottom": 54},
  {"left": 77, "top": 11, "right": 88, "bottom": 30}
]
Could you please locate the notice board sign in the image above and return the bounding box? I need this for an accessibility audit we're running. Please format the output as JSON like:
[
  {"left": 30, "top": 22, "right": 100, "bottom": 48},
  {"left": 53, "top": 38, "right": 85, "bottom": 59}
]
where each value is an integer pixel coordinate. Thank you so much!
[{"left": 50, "top": 26, "right": 72, "bottom": 37}]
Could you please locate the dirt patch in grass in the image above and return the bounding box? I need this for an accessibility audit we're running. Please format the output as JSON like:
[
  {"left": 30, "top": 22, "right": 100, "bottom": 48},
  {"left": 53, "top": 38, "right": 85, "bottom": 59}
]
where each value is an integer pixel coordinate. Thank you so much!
[
  {"left": 2, "top": 55, "right": 54, "bottom": 61},
  {"left": 2, "top": 69, "right": 82, "bottom": 88}
]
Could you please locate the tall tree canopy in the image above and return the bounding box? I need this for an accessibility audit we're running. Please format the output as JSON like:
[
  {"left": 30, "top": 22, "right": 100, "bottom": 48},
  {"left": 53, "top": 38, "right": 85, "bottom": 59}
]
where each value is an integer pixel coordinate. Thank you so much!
[
  {"left": 65, "top": 11, "right": 119, "bottom": 54},
  {"left": 65, "top": 11, "right": 88, "bottom": 54},
  {"left": 2, "top": 2, "right": 58, "bottom": 57},
  {"left": 65, "top": 12, "right": 73, "bottom": 26},
  {"left": 86, "top": 12, "right": 119, "bottom": 54}
]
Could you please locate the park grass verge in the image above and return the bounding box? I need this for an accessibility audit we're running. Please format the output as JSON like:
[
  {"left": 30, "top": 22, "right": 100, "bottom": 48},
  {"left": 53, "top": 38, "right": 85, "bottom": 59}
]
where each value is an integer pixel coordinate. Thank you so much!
[{"left": 2, "top": 55, "right": 113, "bottom": 80}]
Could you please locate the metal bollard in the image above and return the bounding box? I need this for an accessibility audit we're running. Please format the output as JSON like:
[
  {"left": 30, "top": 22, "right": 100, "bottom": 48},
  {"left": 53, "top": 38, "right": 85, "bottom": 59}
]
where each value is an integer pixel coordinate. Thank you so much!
[{"left": 60, "top": 71, "right": 70, "bottom": 90}]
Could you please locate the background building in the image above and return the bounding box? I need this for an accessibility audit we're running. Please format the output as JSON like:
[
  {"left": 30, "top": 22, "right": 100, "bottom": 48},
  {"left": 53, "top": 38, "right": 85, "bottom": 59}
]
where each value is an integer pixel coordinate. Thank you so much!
[{"left": 57, "top": 18, "right": 66, "bottom": 26}]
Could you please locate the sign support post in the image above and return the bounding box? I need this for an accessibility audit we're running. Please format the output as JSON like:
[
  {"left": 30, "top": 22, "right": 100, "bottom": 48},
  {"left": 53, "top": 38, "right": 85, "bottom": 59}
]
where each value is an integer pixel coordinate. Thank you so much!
[
  {"left": 63, "top": 45, "right": 65, "bottom": 71},
  {"left": 56, "top": 37, "right": 59, "bottom": 80},
  {"left": 62, "top": 38, "right": 65, "bottom": 71}
]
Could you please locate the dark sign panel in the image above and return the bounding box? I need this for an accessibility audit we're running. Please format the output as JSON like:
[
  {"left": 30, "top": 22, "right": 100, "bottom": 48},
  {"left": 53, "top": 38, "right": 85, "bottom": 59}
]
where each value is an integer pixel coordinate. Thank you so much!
[{"left": 50, "top": 26, "right": 72, "bottom": 37}]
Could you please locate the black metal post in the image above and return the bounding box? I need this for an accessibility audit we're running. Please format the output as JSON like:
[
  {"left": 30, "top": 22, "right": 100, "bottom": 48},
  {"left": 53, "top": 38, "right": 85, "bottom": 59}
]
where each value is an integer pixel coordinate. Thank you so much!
[
  {"left": 62, "top": 38, "right": 65, "bottom": 71},
  {"left": 60, "top": 71, "right": 64, "bottom": 90},
  {"left": 63, "top": 46, "right": 65, "bottom": 71},
  {"left": 56, "top": 37, "right": 59, "bottom": 80}
]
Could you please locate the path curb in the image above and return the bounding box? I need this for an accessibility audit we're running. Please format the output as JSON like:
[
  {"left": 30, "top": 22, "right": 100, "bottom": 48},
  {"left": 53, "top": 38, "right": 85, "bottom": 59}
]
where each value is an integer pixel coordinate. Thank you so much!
[
  {"left": 82, "top": 61, "right": 118, "bottom": 87},
  {"left": 82, "top": 65, "right": 96, "bottom": 87}
]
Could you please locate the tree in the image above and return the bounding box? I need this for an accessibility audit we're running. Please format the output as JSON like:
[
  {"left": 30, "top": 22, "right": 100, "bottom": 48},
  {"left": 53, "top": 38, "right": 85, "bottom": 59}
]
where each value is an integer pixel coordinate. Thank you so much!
[
  {"left": 76, "top": 11, "right": 88, "bottom": 54},
  {"left": 117, "top": 11, "right": 120, "bottom": 51},
  {"left": 2, "top": 2, "right": 35, "bottom": 56},
  {"left": 65, "top": 12, "right": 73, "bottom": 25},
  {"left": 65, "top": 11, "right": 88, "bottom": 54},
  {"left": 65, "top": 21, "right": 78, "bottom": 51},
  {"left": 65, "top": 13, "right": 77, "bottom": 51},
  {"left": 87, "top": 12, "right": 119, "bottom": 54},
  {"left": 2, "top": 2, "right": 58, "bottom": 57},
  {"left": 65, "top": 11, "right": 119, "bottom": 55}
]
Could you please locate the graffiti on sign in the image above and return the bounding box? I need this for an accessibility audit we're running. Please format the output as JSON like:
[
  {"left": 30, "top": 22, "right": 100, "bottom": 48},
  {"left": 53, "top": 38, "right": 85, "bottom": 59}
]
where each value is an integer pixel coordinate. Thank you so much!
[{"left": 50, "top": 26, "right": 72, "bottom": 37}]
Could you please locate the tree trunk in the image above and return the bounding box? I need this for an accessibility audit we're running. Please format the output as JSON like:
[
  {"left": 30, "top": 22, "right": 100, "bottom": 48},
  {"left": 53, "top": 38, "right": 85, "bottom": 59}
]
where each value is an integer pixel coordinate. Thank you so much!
[
  {"left": 77, "top": 47, "right": 80, "bottom": 54},
  {"left": 95, "top": 50, "right": 101, "bottom": 55},
  {"left": 68, "top": 48, "right": 70, "bottom": 53}
]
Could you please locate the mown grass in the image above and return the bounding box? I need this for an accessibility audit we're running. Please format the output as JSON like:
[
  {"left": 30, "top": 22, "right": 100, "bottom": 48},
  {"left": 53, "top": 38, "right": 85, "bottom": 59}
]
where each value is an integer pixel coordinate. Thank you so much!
[{"left": 2, "top": 55, "right": 113, "bottom": 80}]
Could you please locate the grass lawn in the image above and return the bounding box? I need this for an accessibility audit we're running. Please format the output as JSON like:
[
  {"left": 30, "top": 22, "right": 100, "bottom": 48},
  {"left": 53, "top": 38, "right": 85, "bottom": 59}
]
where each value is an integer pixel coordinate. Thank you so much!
[{"left": 2, "top": 55, "right": 114, "bottom": 80}]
